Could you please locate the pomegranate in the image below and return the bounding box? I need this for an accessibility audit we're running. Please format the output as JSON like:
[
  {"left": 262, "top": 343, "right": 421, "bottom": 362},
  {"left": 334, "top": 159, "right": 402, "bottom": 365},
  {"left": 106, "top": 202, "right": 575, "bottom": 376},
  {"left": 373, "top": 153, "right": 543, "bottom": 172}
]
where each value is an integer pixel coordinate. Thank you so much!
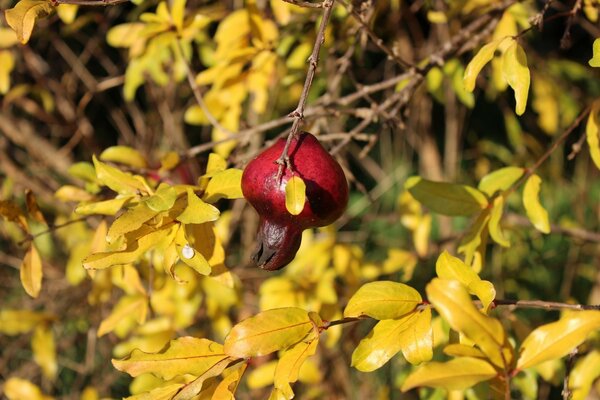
[{"left": 241, "top": 131, "right": 349, "bottom": 271}]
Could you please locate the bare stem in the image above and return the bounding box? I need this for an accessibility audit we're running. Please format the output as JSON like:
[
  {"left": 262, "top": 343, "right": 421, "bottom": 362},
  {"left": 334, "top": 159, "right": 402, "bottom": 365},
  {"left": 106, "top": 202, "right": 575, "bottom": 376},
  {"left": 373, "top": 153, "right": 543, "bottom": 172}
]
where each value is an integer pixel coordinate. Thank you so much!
[
  {"left": 18, "top": 216, "right": 90, "bottom": 245},
  {"left": 281, "top": 0, "right": 326, "bottom": 8},
  {"left": 51, "top": 0, "right": 129, "bottom": 5},
  {"left": 275, "top": 0, "right": 336, "bottom": 180}
]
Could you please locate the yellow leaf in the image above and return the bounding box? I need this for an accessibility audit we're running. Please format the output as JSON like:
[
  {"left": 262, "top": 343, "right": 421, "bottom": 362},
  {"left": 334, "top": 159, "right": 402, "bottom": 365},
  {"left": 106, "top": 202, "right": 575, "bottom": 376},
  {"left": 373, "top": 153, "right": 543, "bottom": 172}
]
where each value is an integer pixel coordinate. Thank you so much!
[
  {"left": 106, "top": 202, "right": 159, "bottom": 243},
  {"left": 75, "top": 196, "right": 133, "bottom": 216},
  {"left": 477, "top": 166, "right": 524, "bottom": 197},
  {"left": 113, "top": 337, "right": 230, "bottom": 381},
  {"left": 585, "top": 101, "right": 600, "bottom": 169},
  {"left": 125, "top": 383, "right": 185, "bottom": 400},
  {"left": 3, "top": 377, "right": 54, "bottom": 400},
  {"left": 210, "top": 362, "right": 248, "bottom": 400},
  {"left": 463, "top": 39, "right": 502, "bottom": 92},
  {"left": 55, "top": 185, "right": 94, "bottom": 202},
  {"left": 246, "top": 360, "right": 277, "bottom": 389},
  {"left": 488, "top": 196, "right": 510, "bottom": 247},
  {"left": 0, "top": 309, "right": 54, "bottom": 335},
  {"left": 457, "top": 209, "right": 490, "bottom": 268},
  {"left": 4, "top": 0, "right": 55, "bottom": 44},
  {"left": 174, "top": 225, "right": 211, "bottom": 276},
  {"left": 0, "top": 50, "right": 15, "bottom": 94},
  {"left": 31, "top": 325, "right": 57, "bottom": 380},
  {"left": 0, "top": 27, "right": 19, "bottom": 48},
  {"left": 171, "top": 358, "right": 233, "bottom": 400},
  {"left": 426, "top": 279, "right": 511, "bottom": 368},
  {"left": 100, "top": 146, "right": 148, "bottom": 169},
  {"left": 401, "top": 357, "right": 497, "bottom": 392},
  {"left": 98, "top": 295, "right": 148, "bottom": 337},
  {"left": 589, "top": 38, "right": 600, "bottom": 67},
  {"left": 224, "top": 307, "right": 313, "bottom": 358},
  {"left": 203, "top": 169, "right": 244, "bottom": 203},
  {"left": 176, "top": 188, "right": 220, "bottom": 224},
  {"left": 344, "top": 281, "right": 422, "bottom": 320},
  {"left": 532, "top": 75, "right": 559, "bottom": 135},
  {"left": 20, "top": 244, "right": 43, "bottom": 298},
  {"left": 273, "top": 339, "right": 319, "bottom": 399},
  {"left": 56, "top": 4, "right": 77, "bottom": 24},
  {"left": 516, "top": 311, "right": 600, "bottom": 370},
  {"left": 382, "top": 249, "right": 417, "bottom": 279},
  {"left": 522, "top": 174, "right": 550, "bottom": 234},
  {"left": 284, "top": 176, "right": 306, "bottom": 216},
  {"left": 81, "top": 387, "right": 99, "bottom": 400},
  {"left": 443, "top": 343, "right": 486, "bottom": 359},
  {"left": 93, "top": 155, "right": 148, "bottom": 195},
  {"left": 502, "top": 41, "right": 530, "bottom": 116},
  {"left": 159, "top": 151, "right": 180, "bottom": 172},
  {"left": 569, "top": 350, "right": 600, "bottom": 400},
  {"left": 145, "top": 183, "right": 178, "bottom": 212},
  {"left": 352, "top": 309, "right": 432, "bottom": 372},
  {"left": 405, "top": 176, "right": 488, "bottom": 216}
]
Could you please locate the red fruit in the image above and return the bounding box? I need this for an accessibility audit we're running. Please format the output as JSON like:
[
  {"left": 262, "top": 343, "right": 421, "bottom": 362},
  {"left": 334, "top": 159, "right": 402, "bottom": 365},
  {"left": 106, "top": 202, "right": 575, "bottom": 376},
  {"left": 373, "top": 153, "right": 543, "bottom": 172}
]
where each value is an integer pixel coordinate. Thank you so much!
[{"left": 241, "top": 131, "right": 349, "bottom": 271}]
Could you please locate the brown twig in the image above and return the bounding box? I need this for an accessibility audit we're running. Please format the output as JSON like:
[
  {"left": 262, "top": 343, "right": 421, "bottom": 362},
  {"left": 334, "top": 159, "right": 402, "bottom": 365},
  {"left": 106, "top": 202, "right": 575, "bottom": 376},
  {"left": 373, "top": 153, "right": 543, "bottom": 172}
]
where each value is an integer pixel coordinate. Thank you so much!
[
  {"left": 281, "top": 0, "right": 326, "bottom": 8},
  {"left": 18, "top": 217, "right": 90, "bottom": 246},
  {"left": 275, "top": 0, "right": 335, "bottom": 180},
  {"left": 51, "top": 0, "right": 129, "bottom": 5}
]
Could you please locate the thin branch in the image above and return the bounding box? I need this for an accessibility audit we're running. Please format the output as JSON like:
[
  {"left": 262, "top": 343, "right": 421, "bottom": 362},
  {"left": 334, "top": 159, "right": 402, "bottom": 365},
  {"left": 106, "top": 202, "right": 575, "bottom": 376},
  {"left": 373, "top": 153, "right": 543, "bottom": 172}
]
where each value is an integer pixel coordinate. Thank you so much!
[
  {"left": 281, "top": 0, "right": 326, "bottom": 8},
  {"left": 275, "top": 0, "right": 335, "bottom": 179},
  {"left": 18, "top": 217, "right": 90, "bottom": 246},
  {"left": 51, "top": 0, "right": 129, "bottom": 5}
]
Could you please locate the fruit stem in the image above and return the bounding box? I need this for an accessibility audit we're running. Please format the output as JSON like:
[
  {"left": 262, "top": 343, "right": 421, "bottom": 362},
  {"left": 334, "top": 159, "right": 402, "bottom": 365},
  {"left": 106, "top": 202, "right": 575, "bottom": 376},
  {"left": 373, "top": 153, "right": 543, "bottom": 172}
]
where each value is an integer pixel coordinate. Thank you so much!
[{"left": 275, "top": 0, "right": 336, "bottom": 182}]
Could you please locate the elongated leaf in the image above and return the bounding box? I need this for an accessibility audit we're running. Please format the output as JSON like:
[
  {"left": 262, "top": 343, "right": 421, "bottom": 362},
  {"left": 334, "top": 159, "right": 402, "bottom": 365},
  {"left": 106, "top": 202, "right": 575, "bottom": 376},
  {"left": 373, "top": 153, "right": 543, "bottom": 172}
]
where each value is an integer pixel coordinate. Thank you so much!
[
  {"left": 516, "top": 311, "right": 600, "bottom": 370},
  {"left": 32, "top": 325, "right": 57, "bottom": 380},
  {"left": 502, "top": 41, "right": 530, "bottom": 115},
  {"left": 488, "top": 196, "right": 510, "bottom": 247},
  {"left": 100, "top": 146, "right": 147, "bottom": 169},
  {"left": 3, "top": 377, "right": 52, "bottom": 400},
  {"left": 174, "top": 225, "right": 211, "bottom": 276},
  {"left": 344, "top": 281, "right": 421, "bottom": 320},
  {"left": 589, "top": 38, "right": 600, "bottom": 67},
  {"left": 209, "top": 363, "right": 248, "bottom": 400},
  {"left": 4, "top": 0, "right": 55, "bottom": 44},
  {"left": 224, "top": 308, "right": 313, "bottom": 358},
  {"left": 171, "top": 358, "right": 233, "bottom": 400},
  {"left": 478, "top": 166, "right": 524, "bottom": 197},
  {"left": 427, "top": 279, "right": 511, "bottom": 368},
  {"left": 25, "top": 190, "right": 47, "bottom": 225},
  {"left": 98, "top": 295, "right": 148, "bottom": 337},
  {"left": 145, "top": 183, "right": 177, "bottom": 212},
  {"left": 20, "top": 245, "right": 42, "bottom": 298},
  {"left": 585, "top": 101, "right": 600, "bottom": 169},
  {"left": 112, "top": 337, "right": 229, "bottom": 380},
  {"left": 75, "top": 196, "right": 133, "bottom": 216},
  {"left": 284, "top": 176, "right": 306, "bottom": 216},
  {"left": 0, "top": 310, "right": 54, "bottom": 335},
  {"left": 93, "top": 155, "right": 148, "bottom": 195},
  {"left": 435, "top": 251, "right": 495, "bottom": 311},
  {"left": 464, "top": 39, "right": 501, "bottom": 92},
  {"left": 352, "top": 308, "right": 432, "bottom": 372},
  {"left": 405, "top": 176, "right": 488, "bottom": 216},
  {"left": 569, "top": 350, "right": 600, "bottom": 400},
  {"left": 457, "top": 209, "right": 490, "bottom": 267},
  {"left": 125, "top": 383, "right": 185, "bottom": 400},
  {"left": 106, "top": 202, "right": 159, "bottom": 243},
  {"left": 55, "top": 185, "right": 94, "bottom": 202},
  {"left": 274, "top": 338, "right": 319, "bottom": 399},
  {"left": 0, "top": 50, "right": 14, "bottom": 94},
  {"left": 443, "top": 343, "right": 486, "bottom": 359},
  {"left": 401, "top": 357, "right": 497, "bottom": 391},
  {"left": 176, "top": 188, "right": 220, "bottom": 224},
  {"left": 522, "top": 174, "right": 550, "bottom": 234},
  {"left": 203, "top": 169, "right": 244, "bottom": 203}
]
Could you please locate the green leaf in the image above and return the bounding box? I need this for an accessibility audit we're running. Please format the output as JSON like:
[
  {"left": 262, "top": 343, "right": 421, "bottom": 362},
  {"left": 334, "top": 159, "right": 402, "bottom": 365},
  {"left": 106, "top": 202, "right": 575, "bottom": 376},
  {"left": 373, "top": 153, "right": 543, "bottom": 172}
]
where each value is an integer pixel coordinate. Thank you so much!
[
  {"left": 224, "top": 308, "right": 314, "bottom": 359},
  {"left": 426, "top": 278, "right": 512, "bottom": 368},
  {"left": 516, "top": 311, "right": 600, "bottom": 370},
  {"left": 401, "top": 357, "right": 497, "bottom": 392},
  {"left": 112, "top": 337, "right": 230, "bottom": 381},
  {"left": 405, "top": 176, "right": 488, "bottom": 216},
  {"left": 477, "top": 166, "right": 524, "bottom": 197},
  {"left": 93, "top": 155, "right": 148, "bottom": 195},
  {"left": 100, "top": 146, "right": 147, "bottom": 169},
  {"left": 145, "top": 183, "right": 177, "bottom": 212},
  {"left": 176, "top": 188, "right": 220, "bottom": 224},
  {"left": 435, "top": 251, "right": 496, "bottom": 311},
  {"left": 464, "top": 39, "right": 502, "bottom": 92},
  {"left": 284, "top": 176, "right": 306, "bottom": 216},
  {"left": 569, "top": 350, "right": 600, "bottom": 400},
  {"left": 488, "top": 196, "right": 510, "bottom": 247},
  {"left": 589, "top": 38, "right": 600, "bottom": 67},
  {"left": 502, "top": 41, "right": 530, "bottom": 116},
  {"left": 522, "top": 174, "right": 550, "bottom": 234},
  {"left": 344, "top": 281, "right": 422, "bottom": 320},
  {"left": 352, "top": 308, "right": 432, "bottom": 372},
  {"left": 203, "top": 169, "right": 244, "bottom": 203},
  {"left": 4, "top": 0, "right": 55, "bottom": 44},
  {"left": 585, "top": 101, "right": 600, "bottom": 170}
]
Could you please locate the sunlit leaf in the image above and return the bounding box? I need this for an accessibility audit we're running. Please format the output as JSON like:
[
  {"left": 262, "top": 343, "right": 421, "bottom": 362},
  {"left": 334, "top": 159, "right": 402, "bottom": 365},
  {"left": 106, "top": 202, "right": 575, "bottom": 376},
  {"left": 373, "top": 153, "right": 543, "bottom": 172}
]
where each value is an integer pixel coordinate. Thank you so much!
[
  {"left": 174, "top": 225, "right": 211, "bottom": 276},
  {"left": 405, "top": 176, "right": 488, "bottom": 216},
  {"left": 20, "top": 244, "right": 43, "bottom": 298},
  {"left": 125, "top": 383, "right": 185, "bottom": 400},
  {"left": 463, "top": 39, "right": 502, "bottom": 92},
  {"left": 401, "top": 357, "right": 497, "bottom": 392},
  {"left": 443, "top": 343, "right": 486, "bottom": 359},
  {"left": 502, "top": 40, "right": 530, "bottom": 115},
  {"left": 210, "top": 362, "right": 248, "bottom": 400},
  {"left": 352, "top": 308, "right": 432, "bottom": 372},
  {"left": 457, "top": 209, "right": 490, "bottom": 268},
  {"left": 56, "top": 4, "right": 77, "bottom": 24},
  {"left": 112, "top": 337, "right": 229, "bottom": 381},
  {"left": 106, "top": 202, "right": 159, "bottom": 243},
  {"left": 98, "top": 295, "right": 148, "bottom": 337},
  {"left": 0, "top": 309, "right": 54, "bottom": 335},
  {"left": 0, "top": 27, "right": 19, "bottom": 48},
  {"left": 75, "top": 196, "right": 133, "bottom": 216},
  {"left": 522, "top": 174, "right": 550, "bottom": 234},
  {"left": 569, "top": 350, "right": 600, "bottom": 400},
  {"left": 203, "top": 169, "right": 244, "bottom": 203},
  {"left": 477, "top": 166, "right": 524, "bottom": 197},
  {"left": 100, "top": 146, "right": 148, "bottom": 169},
  {"left": 284, "top": 176, "right": 306, "bottom": 216},
  {"left": 106, "top": 23, "right": 145, "bottom": 48},
  {"left": 224, "top": 308, "right": 313, "bottom": 358},
  {"left": 488, "top": 196, "right": 510, "bottom": 247},
  {"left": 344, "top": 281, "right": 422, "bottom": 320},
  {"left": 176, "top": 188, "right": 220, "bottom": 224},
  {"left": 55, "top": 185, "right": 95, "bottom": 202},
  {"left": 145, "top": 183, "right": 178, "bottom": 212},
  {"left": 171, "top": 358, "right": 233, "bottom": 400},
  {"left": 589, "top": 38, "right": 600, "bottom": 67},
  {"left": 426, "top": 279, "right": 511, "bottom": 368},
  {"left": 160, "top": 151, "right": 180, "bottom": 172},
  {"left": 0, "top": 50, "right": 15, "bottom": 94},
  {"left": 93, "top": 155, "right": 148, "bottom": 195},
  {"left": 3, "top": 377, "right": 53, "bottom": 400},
  {"left": 585, "top": 101, "right": 600, "bottom": 169},
  {"left": 4, "top": 0, "right": 55, "bottom": 44},
  {"left": 31, "top": 325, "right": 57, "bottom": 380},
  {"left": 516, "top": 311, "right": 600, "bottom": 370},
  {"left": 273, "top": 338, "right": 319, "bottom": 399}
]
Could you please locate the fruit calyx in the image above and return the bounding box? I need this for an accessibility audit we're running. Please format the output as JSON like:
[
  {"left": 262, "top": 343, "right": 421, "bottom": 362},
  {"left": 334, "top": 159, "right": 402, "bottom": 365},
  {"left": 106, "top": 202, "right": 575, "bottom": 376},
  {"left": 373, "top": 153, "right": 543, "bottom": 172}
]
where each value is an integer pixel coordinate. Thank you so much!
[{"left": 241, "top": 131, "right": 348, "bottom": 271}]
